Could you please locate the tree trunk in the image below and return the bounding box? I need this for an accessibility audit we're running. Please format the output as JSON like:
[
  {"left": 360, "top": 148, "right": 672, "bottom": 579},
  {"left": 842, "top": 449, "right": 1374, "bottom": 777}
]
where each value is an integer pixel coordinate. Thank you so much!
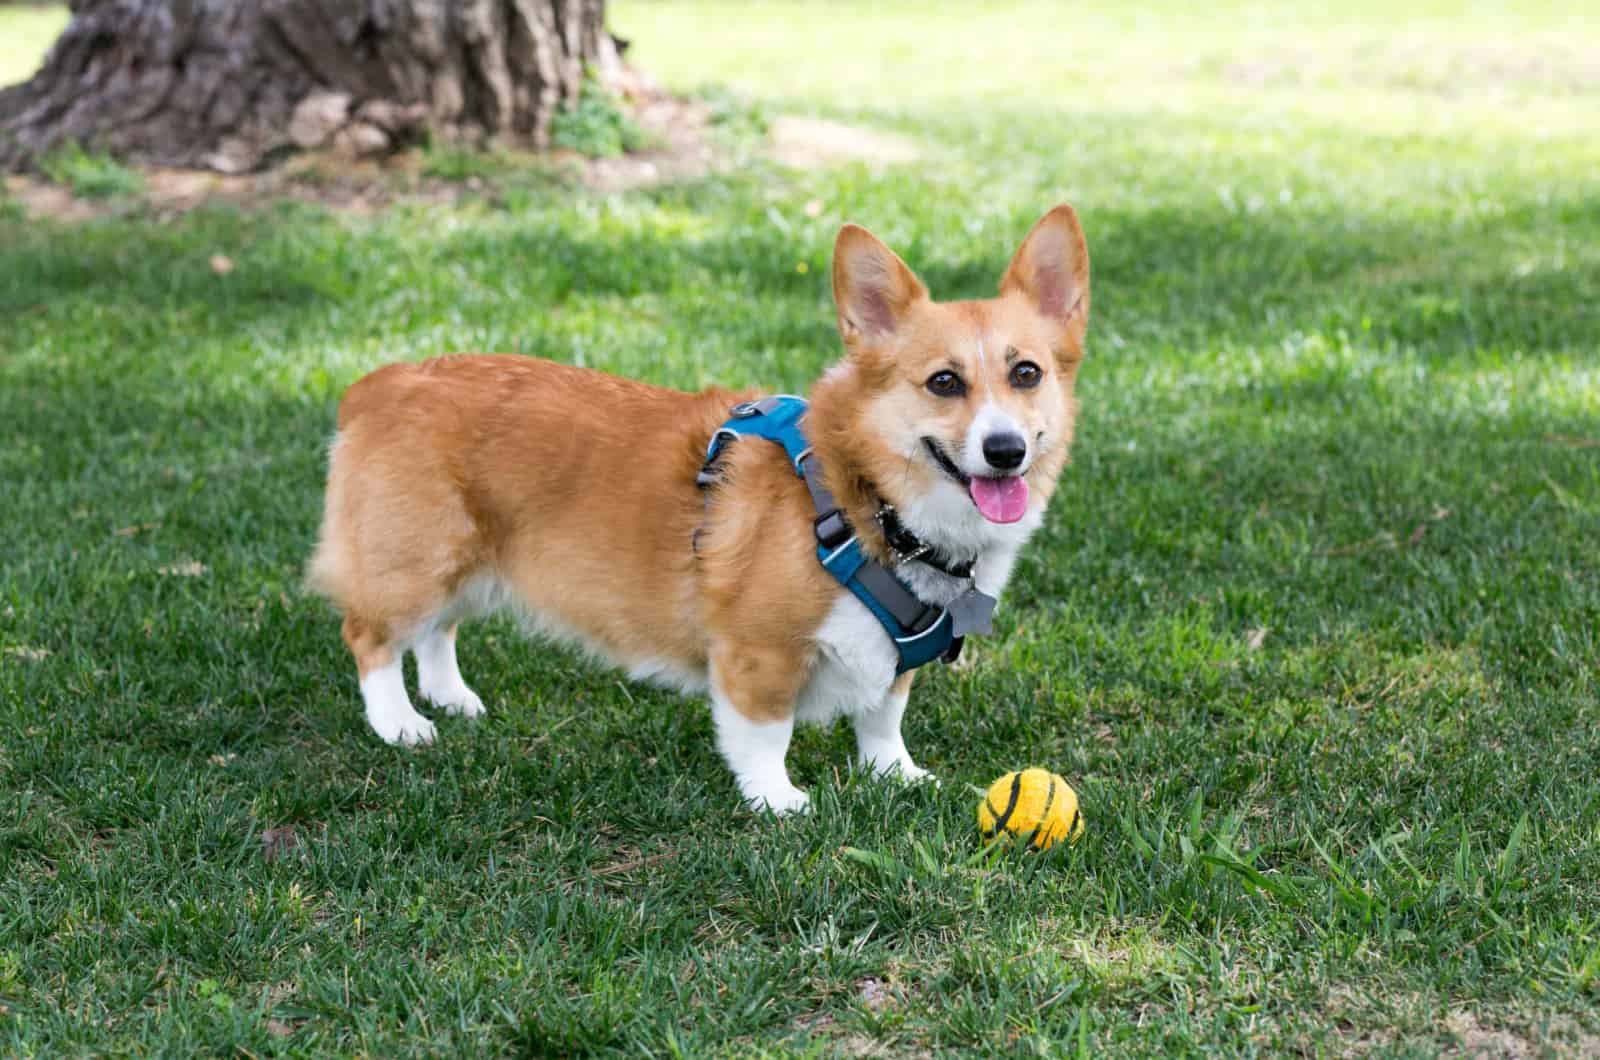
[{"left": 0, "top": 0, "right": 615, "bottom": 172}]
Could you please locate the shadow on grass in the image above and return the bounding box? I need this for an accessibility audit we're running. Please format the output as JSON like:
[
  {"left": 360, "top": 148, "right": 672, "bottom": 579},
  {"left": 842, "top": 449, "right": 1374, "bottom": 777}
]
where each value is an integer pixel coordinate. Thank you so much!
[
  {"left": 3, "top": 182, "right": 1596, "bottom": 390},
  {"left": 1, "top": 176, "right": 1595, "bottom": 829}
]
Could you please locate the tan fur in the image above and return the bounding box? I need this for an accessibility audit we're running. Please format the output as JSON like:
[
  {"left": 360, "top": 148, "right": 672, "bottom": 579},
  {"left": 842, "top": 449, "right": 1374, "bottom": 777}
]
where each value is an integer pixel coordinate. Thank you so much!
[
  {"left": 309, "top": 205, "right": 1089, "bottom": 743},
  {"left": 309, "top": 356, "right": 753, "bottom": 680}
]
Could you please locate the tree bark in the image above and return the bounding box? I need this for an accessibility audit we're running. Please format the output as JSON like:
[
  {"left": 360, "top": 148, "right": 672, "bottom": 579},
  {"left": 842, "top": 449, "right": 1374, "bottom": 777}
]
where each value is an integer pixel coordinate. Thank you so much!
[{"left": 0, "top": 0, "right": 614, "bottom": 172}]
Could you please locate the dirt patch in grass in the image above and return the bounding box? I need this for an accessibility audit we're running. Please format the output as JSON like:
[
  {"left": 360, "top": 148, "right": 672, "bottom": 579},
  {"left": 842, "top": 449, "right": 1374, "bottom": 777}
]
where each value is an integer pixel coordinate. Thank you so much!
[
  {"left": 583, "top": 93, "right": 722, "bottom": 192},
  {"left": 791, "top": 1009, "right": 897, "bottom": 1058},
  {"left": 1318, "top": 993, "right": 1600, "bottom": 1060},
  {"left": 2, "top": 90, "right": 713, "bottom": 222},
  {"left": 3, "top": 91, "right": 921, "bottom": 223},
  {"left": 1442, "top": 1008, "right": 1533, "bottom": 1058},
  {"left": 769, "top": 116, "right": 922, "bottom": 169}
]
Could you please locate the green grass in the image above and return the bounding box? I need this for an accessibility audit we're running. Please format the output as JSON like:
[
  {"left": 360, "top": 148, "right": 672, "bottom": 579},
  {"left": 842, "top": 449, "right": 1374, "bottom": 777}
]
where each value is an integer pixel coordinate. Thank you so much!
[
  {"left": 550, "top": 76, "right": 647, "bottom": 159},
  {"left": 3, "top": 0, "right": 1599, "bottom": 1054},
  {"left": 37, "top": 140, "right": 146, "bottom": 200}
]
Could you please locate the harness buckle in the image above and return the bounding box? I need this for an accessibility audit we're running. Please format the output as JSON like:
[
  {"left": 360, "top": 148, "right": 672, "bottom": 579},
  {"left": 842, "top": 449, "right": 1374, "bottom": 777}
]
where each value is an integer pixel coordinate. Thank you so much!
[
  {"left": 906, "top": 604, "right": 942, "bottom": 635},
  {"left": 813, "top": 509, "right": 852, "bottom": 550}
]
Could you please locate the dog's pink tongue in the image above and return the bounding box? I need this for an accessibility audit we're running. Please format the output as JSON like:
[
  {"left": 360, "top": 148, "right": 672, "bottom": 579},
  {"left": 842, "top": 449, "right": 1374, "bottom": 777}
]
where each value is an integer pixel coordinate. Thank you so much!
[{"left": 969, "top": 476, "right": 1029, "bottom": 524}]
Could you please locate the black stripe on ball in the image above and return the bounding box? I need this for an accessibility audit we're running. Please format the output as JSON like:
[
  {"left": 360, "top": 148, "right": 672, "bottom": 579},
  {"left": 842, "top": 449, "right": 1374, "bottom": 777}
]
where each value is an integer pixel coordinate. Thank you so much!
[
  {"left": 1033, "top": 774, "right": 1058, "bottom": 846},
  {"left": 986, "top": 772, "right": 1025, "bottom": 837},
  {"left": 982, "top": 798, "right": 1004, "bottom": 836}
]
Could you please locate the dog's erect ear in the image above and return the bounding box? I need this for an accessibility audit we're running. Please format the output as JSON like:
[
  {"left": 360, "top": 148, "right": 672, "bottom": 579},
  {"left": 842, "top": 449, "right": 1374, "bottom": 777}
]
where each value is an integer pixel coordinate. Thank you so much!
[
  {"left": 1000, "top": 204, "right": 1090, "bottom": 343},
  {"left": 832, "top": 224, "right": 928, "bottom": 347}
]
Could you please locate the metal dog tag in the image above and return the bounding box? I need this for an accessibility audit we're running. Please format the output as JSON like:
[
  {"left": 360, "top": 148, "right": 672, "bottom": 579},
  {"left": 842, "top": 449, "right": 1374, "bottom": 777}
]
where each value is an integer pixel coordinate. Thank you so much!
[{"left": 947, "top": 588, "right": 998, "bottom": 638}]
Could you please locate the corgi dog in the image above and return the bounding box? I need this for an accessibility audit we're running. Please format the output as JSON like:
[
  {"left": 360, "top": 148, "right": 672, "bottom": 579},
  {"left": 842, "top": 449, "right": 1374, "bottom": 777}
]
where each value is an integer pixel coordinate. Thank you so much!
[{"left": 308, "top": 205, "right": 1089, "bottom": 814}]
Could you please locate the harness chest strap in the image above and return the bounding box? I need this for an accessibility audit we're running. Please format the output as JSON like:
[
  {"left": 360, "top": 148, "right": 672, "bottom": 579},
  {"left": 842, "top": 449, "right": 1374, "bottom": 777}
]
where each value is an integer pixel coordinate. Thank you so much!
[{"left": 697, "top": 396, "right": 998, "bottom": 673}]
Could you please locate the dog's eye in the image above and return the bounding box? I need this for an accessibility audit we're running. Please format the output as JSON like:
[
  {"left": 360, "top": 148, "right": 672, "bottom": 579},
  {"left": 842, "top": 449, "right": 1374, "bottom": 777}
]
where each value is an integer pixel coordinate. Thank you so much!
[
  {"left": 1009, "top": 361, "right": 1043, "bottom": 389},
  {"left": 926, "top": 371, "right": 966, "bottom": 398}
]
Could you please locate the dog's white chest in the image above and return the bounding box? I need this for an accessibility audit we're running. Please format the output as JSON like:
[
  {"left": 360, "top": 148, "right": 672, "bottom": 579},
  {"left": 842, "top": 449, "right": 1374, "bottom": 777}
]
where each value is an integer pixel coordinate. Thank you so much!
[{"left": 793, "top": 593, "right": 901, "bottom": 725}]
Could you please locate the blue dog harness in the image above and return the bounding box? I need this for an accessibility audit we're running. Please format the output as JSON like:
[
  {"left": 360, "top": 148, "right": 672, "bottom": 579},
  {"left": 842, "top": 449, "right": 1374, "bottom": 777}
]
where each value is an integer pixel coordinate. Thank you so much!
[{"left": 698, "top": 396, "right": 998, "bottom": 673}]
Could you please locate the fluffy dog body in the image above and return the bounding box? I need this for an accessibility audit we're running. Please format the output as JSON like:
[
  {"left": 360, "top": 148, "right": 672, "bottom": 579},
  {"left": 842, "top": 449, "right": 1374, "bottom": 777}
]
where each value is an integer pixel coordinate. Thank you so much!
[{"left": 309, "top": 206, "right": 1090, "bottom": 813}]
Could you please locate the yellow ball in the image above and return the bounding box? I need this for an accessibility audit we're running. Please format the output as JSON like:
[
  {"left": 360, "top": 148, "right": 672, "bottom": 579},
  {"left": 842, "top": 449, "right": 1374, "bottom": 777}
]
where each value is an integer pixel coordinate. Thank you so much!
[{"left": 977, "top": 768, "right": 1084, "bottom": 850}]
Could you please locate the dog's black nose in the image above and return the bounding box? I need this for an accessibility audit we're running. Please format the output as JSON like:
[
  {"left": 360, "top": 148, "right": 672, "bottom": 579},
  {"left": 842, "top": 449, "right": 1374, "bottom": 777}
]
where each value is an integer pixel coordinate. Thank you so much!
[{"left": 982, "top": 432, "right": 1027, "bottom": 470}]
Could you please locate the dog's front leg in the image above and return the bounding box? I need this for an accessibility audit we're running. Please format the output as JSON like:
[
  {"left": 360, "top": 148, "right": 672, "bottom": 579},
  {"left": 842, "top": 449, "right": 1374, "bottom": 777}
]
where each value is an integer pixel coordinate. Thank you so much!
[
  {"left": 854, "top": 672, "right": 932, "bottom": 783},
  {"left": 712, "top": 697, "right": 806, "bottom": 815}
]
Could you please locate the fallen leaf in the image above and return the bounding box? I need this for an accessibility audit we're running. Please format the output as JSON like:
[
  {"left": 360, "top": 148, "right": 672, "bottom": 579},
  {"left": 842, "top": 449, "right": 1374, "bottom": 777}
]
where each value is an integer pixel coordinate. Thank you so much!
[
  {"left": 209, "top": 753, "right": 237, "bottom": 767},
  {"left": 1246, "top": 627, "right": 1269, "bottom": 651},
  {"left": 264, "top": 1019, "right": 295, "bottom": 1037},
  {"left": 1543, "top": 433, "right": 1600, "bottom": 449},
  {"left": 1322, "top": 531, "right": 1399, "bottom": 557},
  {"left": 4, "top": 646, "right": 50, "bottom": 661},
  {"left": 114, "top": 521, "right": 161, "bottom": 537},
  {"left": 1431, "top": 506, "right": 1452, "bottom": 521},
  {"left": 1541, "top": 472, "right": 1579, "bottom": 510},
  {"left": 158, "top": 560, "right": 208, "bottom": 577},
  {"left": 1407, "top": 524, "right": 1428, "bottom": 546},
  {"left": 260, "top": 826, "right": 301, "bottom": 863},
  {"left": 209, "top": 253, "right": 234, "bottom": 275},
  {"left": 856, "top": 977, "right": 893, "bottom": 1012},
  {"left": 594, "top": 850, "right": 678, "bottom": 877}
]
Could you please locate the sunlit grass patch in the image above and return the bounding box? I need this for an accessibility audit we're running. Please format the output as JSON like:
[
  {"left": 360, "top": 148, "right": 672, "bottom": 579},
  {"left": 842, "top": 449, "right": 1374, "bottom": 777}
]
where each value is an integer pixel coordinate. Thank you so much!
[
  {"left": 0, "top": 4, "right": 67, "bottom": 87},
  {"left": 1, "top": 0, "right": 1598, "bottom": 1054}
]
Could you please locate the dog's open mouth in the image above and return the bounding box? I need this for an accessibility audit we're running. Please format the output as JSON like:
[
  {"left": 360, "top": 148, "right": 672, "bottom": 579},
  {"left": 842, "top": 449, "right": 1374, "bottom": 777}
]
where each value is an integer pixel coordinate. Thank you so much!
[{"left": 922, "top": 438, "right": 1029, "bottom": 525}]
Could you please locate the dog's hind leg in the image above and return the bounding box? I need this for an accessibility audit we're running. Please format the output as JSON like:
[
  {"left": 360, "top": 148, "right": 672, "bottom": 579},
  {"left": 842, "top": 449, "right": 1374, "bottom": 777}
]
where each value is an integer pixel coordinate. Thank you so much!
[
  {"left": 343, "top": 614, "right": 437, "bottom": 747},
  {"left": 312, "top": 415, "right": 486, "bottom": 746},
  {"left": 415, "top": 624, "right": 485, "bottom": 719}
]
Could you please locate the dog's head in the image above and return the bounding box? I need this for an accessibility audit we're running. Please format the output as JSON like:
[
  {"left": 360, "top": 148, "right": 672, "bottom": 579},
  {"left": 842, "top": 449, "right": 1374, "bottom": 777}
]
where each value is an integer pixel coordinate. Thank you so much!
[{"left": 820, "top": 205, "right": 1090, "bottom": 546}]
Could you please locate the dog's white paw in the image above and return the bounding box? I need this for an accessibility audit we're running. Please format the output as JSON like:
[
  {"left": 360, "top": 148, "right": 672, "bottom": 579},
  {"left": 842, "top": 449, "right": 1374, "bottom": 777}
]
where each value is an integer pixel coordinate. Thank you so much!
[
  {"left": 875, "top": 762, "right": 938, "bottom": 787},
  {"left": 414, "top": 631, "right": 483, "bottom": 719},
  {"left": 857, "top": 748, "right": 935, "bottom": 785},
  {"left": 422, "top": 683, "right": 486, "bottom": 719},
  {"left": 371, "top": 710, "right": 437, "bottom": 747},
  {"left": 750, "top": 784, "right": 811, "bottom": 816},
  {"left": 886, "top": 762, "right": 937, "bottom": 786},
  {"left": 362, "top": 661, "right": 437, "bottom": 746}
]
